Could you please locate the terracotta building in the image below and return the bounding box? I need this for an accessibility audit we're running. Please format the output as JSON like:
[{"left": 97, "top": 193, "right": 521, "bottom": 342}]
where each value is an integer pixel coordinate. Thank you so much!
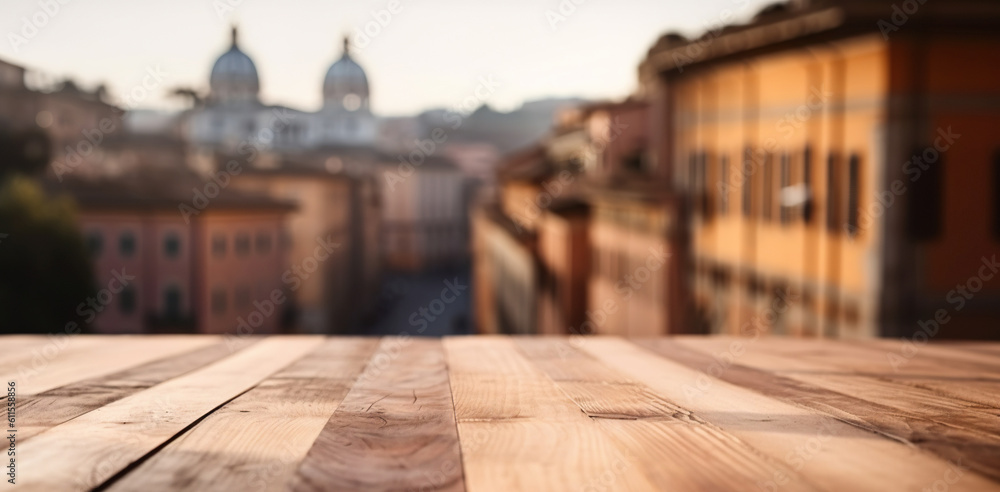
[
  {"left": 472, "top": 100, "right": 687, "bottom": 336},
  {"left": 227, "top": 162, "right": 381, "bottom": 333},
  {"left": 641, "top": 0, "right": 1000, "bottom": 338},
  {"left": 47, "top": 172, "right": 294, "bottom": 334}
]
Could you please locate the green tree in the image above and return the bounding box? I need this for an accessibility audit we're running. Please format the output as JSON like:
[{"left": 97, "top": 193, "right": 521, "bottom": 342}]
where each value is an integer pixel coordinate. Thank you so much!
[
  {"left": 0, "top": 127, "right": 51, "bottom": 179},
  {"left": 0, "top": 129, "right": 95, "bottom": 334}
]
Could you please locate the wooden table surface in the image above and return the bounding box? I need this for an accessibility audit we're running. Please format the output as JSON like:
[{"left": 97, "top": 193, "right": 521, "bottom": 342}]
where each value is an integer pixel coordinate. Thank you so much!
[{"left": 3, "top": 335, "right": 999, "bottom": 491}]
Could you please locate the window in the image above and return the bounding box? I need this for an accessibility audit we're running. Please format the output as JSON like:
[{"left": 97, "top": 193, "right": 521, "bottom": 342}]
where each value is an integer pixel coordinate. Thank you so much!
[
  {"left": 689, "top": 152, "right": 699, "bottom": 208},
  {"left": 211, "top": 288, "right": 227, "bottom": 315},
  {"left": 163, "top": 232, "right": 181, "bottom": 259},
  {"left": 908, "top": 148, "right": 943, "bottom": 240},
  {"left": 780, "top": 153, "right": 791, "bottom": 225},
  {"left": 86, "top": 231, "right": 102, "bottom": 258},
  {"left": 700, "top": 152, "right": 712, "bottom": 219},
  {"left": 235, "top": 286, "right": 251, "bottom": 309},
  {"left": 803, "top": 146, "right": 814, "bottom": 223},
  {"left": 826, "top": 153, "right": 840, "bottom": 232},
  {"left": 255, "top": 232, "right": 272, "bottom": 254},
  {"left": 212, "top": 234, "right": 227, "bottom": 258},
  {"left": 847, "top": 154, "right": 861, "bottom": 236},
  {"left": 719, "top": 155, "right": 729, "bottom": 214},
  {"left": 994, "top": 151, "right": 1000, "bottom": 238},
  {"left": 164, "top": 286, "right": 181, "bottom": 318},
  {"left": 119, "top": 231, "right": 136, "bottom": 257},
  {"left": 119, "top": 286, "right": 136, "bottom": 315},
  {"left": 235, "top": 233, "right": 251, "bottom": 256},
  {"left": 623, "top": 150, "right": 643, "bottom": 173}
]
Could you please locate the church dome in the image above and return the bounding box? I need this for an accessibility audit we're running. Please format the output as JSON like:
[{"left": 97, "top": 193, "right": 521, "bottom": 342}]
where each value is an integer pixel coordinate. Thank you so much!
[
  {"left": 209, "top": 26, "right": 260, "bottom": 104},
  {"left": 323, "top": 37, "right": 369, "bottom": 111}
]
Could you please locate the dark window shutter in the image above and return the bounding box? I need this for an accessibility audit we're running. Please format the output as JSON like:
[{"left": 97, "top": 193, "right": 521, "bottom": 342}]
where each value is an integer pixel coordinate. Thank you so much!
[
  {"left": 907, "top": 149, "right": 943, "bottom": 240},
  {"left": 803, "top": 146, "right": 813, "bottom": 223},
  {"left": 780, "top": 153, "right": 790, "bottom": 225},
  {"left": 847, "top": 154, "right": 860, "bottom": 236},
  {"left": 994, "top": 151, "right": 1000, "bottom": 238},
  {"left": 826, "top": 153, "right": 839, "bottom": 232}
]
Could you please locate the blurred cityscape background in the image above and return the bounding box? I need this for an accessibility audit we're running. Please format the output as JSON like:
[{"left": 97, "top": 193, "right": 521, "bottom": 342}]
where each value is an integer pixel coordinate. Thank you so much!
[{"left": 1, "top": 0, "right": 999, "bottom": 340}]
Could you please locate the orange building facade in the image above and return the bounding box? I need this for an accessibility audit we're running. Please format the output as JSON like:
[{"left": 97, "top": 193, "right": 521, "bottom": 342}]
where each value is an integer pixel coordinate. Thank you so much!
[{"left": 643, "top": 0, "right": 1000, "bottom": 338}]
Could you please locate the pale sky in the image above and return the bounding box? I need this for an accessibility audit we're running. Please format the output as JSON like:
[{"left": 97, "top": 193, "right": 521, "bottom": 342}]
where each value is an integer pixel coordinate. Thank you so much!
[{"left": 0, "top": 0, "right": 772, "bottom": 116}]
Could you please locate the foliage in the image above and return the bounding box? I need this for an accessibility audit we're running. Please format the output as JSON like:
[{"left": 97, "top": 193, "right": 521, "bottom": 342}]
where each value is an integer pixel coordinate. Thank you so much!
[
  {"left": 0, "top": 176, "right": 95, "bottom": 333},
  {"left": 0, "top": 127, "right": 52, "bottom": 179}
]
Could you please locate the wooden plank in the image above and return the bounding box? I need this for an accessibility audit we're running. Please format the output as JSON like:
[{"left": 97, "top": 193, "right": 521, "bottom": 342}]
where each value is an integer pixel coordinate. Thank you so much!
[
  {"left": 731, "top": 336, "right": 1000, "bottom": 408},
  {"left": 513, "top": 338, "right": 824, "bottom": 491},
  {"left": 17, "top": 338, "right": 257, "bottom": 441},
  {"left": 290, "top": 338, "right": 465, "bottom": 492},
  {"left": 580, "top": 338, "right": 1000, "bottom": 492},
  {"left": 444, "top": 336, "right": 657, "bottom": 492},
  {"left": 106, "top": 338, "right": 379, "bottom": 492},
  {"left": 0, "top": 335, "right": 86, "bottom": 364},
  {"left": 2, "top": 336, "right": 219, "bottom": 396},
  {"left": 14, "top": 336, "right": 324, "bottom": 492},
  {"left": 848, "top": 338, "right": 1000, "bottom": 374},
  {"left": 673, "top": 337, "right": 1000, "bottom": 482},
  {"left": 0, "top": 337, "right": 108, "bottom": 378}
]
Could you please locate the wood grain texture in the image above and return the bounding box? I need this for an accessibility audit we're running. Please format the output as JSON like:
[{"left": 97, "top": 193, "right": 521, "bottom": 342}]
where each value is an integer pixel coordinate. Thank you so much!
[
  {"left": 2, "top": 336, "right": 218, "bottom": 396},
  {"left": 584, "top": 338, "right": 1000, "bottom": 492},
  {"left": 673, "top": 337, "right": 1000, "bottom": 483},
  {"left": 513, "top": 337, "right": 823, "bottom": 491},
  {"left": 17, "top": 338, "right": 257, "bottom": 441},
  {"left": 6, "top": 335, "right": 1000, "bottom": 492},
  {"left": 14, "top": 336, "right": 324, "bottom": 492},
  {"left": 290, "top": 338, "right": 465, "bottom": 492},
  {"left": 734, "top": 336, "right": 1000, "bottom": 411},
  {"left": 106, "top": 338, "right": 380, "bottom": 492},
  {"left": 445, "top": 336, "right": 658, "bottom": 492}
]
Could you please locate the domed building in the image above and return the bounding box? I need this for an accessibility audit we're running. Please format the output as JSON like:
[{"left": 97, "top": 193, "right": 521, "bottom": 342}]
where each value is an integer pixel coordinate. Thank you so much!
[
  {"left": 307, "top": 37, "right": 378, "bottom": 147},
  {"left": 181, "top": 26, "right": 385, "bottom": 335},
  {"left": 186, "top": 27, "right": 377, "bottom": 157},
  {"left": 209, "top": 26, "right": 260, "bottom": 106}
]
